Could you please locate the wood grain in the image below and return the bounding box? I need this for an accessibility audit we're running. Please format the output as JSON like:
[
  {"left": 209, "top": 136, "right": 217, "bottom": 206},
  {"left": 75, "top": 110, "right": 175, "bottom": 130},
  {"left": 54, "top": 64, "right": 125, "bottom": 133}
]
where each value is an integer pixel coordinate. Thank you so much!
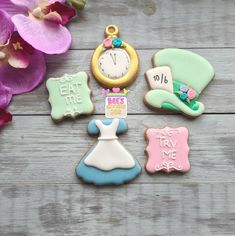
[
  {"left": 69, "top": 0, "right": 235, "bottom": 49},
  {"left": 1, "top": 0, "right": 235, "bottom": 235},
  {"left": 0, "top": 183, "right": 234, "bottom": 236},
  {"left": 0, "top": 115, "right": 234, "bottom": 184},
  {"left": 8, "top": 49, "right": 235, "bottom": 115}
]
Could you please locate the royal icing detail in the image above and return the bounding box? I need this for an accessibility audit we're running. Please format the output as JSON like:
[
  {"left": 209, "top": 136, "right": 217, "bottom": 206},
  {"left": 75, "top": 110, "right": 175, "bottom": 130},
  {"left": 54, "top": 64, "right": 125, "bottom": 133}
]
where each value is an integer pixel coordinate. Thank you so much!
[
  {"left": 103, "top": 88, "right": 128, "bottom": 119},
  {"left": 103, "top": 37, "right": 124, "bottom": 49},
  {"left": 145, "top": 66, "right": 173, "bottom": 93},
  {"left": 84, "top": 119, "right": 134, "bottom": 170},
  {"left": 76, "top": 118, "right": 141, "bottom": 185},
  {"left": 91, "top": 25, "right": 139, "bottom": 88},
  {"left": 46, "top": 72, "right": 94, "bottom": 121},
  {"left": 105, "top": 95, "right": 127, "bottom": 118},
  {"left": 144, "top": 48, "right": 214, "bottom": 117},
  {"left": 145, "top": 127, "right": 190, "bottom": 174},
  {"left": 176, "top": 85, "right": 197, "bottom": 103},
  {"left": 99, "top": 48, "right": 130, "bottom": 79}
]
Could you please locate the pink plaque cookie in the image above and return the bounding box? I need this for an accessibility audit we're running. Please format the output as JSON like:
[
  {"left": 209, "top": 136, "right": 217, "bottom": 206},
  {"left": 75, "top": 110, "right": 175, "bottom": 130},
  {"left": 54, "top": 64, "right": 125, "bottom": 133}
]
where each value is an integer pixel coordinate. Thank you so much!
[{"left": 145, "top": 127, "right": 190, "bottom": 174}]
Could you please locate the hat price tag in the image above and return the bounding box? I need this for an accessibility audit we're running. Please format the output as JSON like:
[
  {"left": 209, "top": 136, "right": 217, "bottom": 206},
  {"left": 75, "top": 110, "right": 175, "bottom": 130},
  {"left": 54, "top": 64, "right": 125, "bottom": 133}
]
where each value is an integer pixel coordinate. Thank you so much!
[{"left": 145, "top": 66, "right": 173, "bottom": 93}]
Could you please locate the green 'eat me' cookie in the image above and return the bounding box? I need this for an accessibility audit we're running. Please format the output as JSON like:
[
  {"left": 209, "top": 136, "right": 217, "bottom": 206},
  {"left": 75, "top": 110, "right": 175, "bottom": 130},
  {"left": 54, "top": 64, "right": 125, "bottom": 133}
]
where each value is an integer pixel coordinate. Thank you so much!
[{"left": 46, "top": 72, "right": 95, "bottom": 121}]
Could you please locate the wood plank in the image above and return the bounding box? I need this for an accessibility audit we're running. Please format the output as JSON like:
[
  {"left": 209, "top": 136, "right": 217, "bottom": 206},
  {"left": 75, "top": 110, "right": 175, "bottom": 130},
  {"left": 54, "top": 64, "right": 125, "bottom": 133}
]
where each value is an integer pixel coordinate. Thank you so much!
[
  {"left": 2, "top": 1, "right": 235, "bottom": 235},
  {"left": 0, "top": 115, "right": 234, "bottom": 184},
  {"left": 69, "top": 0, "right": 235, "bottom": 49},
  {"left": 0, "top": 183, "right": 234, "bottom": 235},
  {"left": 8, "top": 49, "right": 235, "bottom": 114}
]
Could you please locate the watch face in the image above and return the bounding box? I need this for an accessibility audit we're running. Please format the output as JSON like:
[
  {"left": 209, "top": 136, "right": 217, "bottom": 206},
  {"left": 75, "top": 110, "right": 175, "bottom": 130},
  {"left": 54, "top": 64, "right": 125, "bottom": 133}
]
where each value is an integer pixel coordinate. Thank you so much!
[{"left": 98, "top": 48, "right": 131, "bottom": 79}]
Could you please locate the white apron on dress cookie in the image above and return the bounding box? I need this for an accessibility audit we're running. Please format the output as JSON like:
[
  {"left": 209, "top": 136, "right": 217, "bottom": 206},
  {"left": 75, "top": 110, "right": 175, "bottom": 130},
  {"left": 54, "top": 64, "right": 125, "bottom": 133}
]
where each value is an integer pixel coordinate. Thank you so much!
[
  {"left": 76, "top": 118, "right": 141, "bottom": 185},
  {"left": 84, "top": 119, "right": 135, "bottom": 171}
]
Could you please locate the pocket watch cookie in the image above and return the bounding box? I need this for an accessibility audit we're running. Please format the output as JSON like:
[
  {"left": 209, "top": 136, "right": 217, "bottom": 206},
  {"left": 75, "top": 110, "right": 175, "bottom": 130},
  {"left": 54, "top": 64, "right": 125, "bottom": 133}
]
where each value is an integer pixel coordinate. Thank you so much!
[
  {"left": 46, "top": 71, "right": 94, "bottom": 121},
  {"left": 144, "top": 48, "right": 215, "bottom": 117},
  {"left": 91, "top": 25, "right": 139, "bottom": 88},
  {"left": 76, "top": 118, "right": 141, "bottom": 185},
  {"left": 145, "top": 126, "right": 190, "bottom": 174}
]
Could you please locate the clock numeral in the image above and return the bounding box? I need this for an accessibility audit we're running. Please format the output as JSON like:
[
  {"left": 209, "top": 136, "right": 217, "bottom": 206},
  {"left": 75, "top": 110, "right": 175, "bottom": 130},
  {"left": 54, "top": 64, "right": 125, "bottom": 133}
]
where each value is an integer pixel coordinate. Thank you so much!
[{"left": 110, "top": 53, "right": 117, "bottom": 65}]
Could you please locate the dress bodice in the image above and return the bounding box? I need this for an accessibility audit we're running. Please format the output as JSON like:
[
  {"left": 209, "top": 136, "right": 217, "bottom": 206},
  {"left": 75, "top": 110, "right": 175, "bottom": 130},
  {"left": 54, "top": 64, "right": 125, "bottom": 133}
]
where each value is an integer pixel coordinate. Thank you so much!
[{"left": 96, "top": 118, "right": 119, "bottom": 140}]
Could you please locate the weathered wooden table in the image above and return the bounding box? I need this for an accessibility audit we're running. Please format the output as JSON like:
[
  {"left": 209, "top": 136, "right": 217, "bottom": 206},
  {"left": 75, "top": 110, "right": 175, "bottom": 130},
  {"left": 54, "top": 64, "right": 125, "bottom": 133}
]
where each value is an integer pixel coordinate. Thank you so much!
[{"left": 1, "top": 0, "right": 235, "bottom": 235}]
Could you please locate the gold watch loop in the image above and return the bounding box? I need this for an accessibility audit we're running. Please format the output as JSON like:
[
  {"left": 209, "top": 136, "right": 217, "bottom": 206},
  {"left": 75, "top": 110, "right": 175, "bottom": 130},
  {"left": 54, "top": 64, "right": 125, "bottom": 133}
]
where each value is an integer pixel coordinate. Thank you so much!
[{"left": 105, "top": 25, "right": 119, "bottom": 37}]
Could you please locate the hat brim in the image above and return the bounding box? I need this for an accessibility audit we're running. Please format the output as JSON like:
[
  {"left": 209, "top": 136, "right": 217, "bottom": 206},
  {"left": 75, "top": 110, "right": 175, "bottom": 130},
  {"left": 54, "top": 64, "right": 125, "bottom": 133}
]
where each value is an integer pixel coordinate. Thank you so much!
[{"left": 145, "top": 89, "right": 204, "bottom": 117}]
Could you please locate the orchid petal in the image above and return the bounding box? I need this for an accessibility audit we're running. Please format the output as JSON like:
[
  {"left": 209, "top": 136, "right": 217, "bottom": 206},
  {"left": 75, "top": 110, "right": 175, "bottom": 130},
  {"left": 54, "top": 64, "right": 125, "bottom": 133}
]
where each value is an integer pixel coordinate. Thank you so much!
[
  {"left": 0, "top": 82, "right": 12, "bottom": 109},
  {"left": 44, "top": 2, "right": 76, "bottom": 25},
  {"left": 48, "top": 0, "right": 66, "bottom": 3},
  {"left": 0, "top": 50, "right": 46, "bottom": 94},
  {"left": 9, "top": 32, "right": 35, "bottom": 54},
  {"left": 10, "top": 0, "right": 39, "bottom": 11},
  {"left": 0, "top": 109, "right": 12, "bottom": 127},
  {"left": 0, "top": 0, "right": 24, "bottom": 16},
  {"left": 6, "top": 32, "right": 34, "bottom": 69},
  {"left": 12, "top": 14, "right": 72, "bottom": 54},
  {"left": 0, "top": 10, "right": 14, "bottom": 45}
]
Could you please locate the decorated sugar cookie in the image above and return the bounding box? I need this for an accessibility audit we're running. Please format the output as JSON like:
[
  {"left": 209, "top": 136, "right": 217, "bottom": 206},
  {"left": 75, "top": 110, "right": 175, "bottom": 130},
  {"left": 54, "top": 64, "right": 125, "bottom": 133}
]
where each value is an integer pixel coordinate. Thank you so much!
[
  {"left": 102, "top": 87, "right": 129, "bottom": 119},
  {"left": 46, "top": 72, "right": 94, "bottom": 121},
  {"left": 145, "top": 127, "right": 190, "bottom": 174},
  {"left": 76, "top": 118, "right": 141, "bottom": 185},
  {"left": 144, "top": 49, "right": 215, "bottom": 117},
  {"left": 91, "top": 25, "right": 139, "bottom": 88}
]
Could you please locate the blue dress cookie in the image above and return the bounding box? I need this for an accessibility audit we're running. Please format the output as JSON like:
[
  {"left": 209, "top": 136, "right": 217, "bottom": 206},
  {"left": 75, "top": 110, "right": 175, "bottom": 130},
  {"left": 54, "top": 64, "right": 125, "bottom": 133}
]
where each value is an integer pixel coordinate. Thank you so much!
[{"left": 76, "top": 118, "right": 141, "bottom": 185}]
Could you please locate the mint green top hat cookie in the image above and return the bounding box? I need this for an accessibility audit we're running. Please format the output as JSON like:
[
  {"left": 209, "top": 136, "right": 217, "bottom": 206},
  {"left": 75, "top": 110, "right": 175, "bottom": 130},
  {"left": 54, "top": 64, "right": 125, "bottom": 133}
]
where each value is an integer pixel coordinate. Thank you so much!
[{"left": 144, "top": 48, "right": 214, "bottom": 117}]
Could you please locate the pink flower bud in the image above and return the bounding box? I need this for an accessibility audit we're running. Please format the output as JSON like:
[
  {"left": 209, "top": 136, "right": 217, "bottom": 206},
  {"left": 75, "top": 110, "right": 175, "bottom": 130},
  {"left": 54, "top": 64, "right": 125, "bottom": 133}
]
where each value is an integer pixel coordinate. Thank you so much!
[
  {"left": 187, "top": 89, "right": 196, "bottom": 100},
  {"left": 103, "top": 38, "right": 112, "bottom": 48}
]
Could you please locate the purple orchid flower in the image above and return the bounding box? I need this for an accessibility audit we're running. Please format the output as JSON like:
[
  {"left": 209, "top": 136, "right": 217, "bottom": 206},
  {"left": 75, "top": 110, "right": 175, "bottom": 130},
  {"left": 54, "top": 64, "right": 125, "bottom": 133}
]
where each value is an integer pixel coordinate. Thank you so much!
[
  {"left": 0, "top": 81, "right": 12, "bottom": 109},
  {"left": 1, "top": 0, "right": 76, "bottom": 54},
  {"left": 0, "top": 9, "right": 46, "bottom": 99},
  {"left": 0, "top": 108, "right": 12, "bottom": 127},
  {"left": 0, "top": 77, "right": 12, "bottom": 127}
]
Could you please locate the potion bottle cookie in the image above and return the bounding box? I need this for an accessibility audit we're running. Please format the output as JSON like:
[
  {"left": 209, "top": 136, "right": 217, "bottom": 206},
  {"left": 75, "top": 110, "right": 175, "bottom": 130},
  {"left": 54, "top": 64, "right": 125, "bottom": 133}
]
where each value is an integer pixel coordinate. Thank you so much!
[
  {"left": 144, "top": 48, "right": 215, "bottom": 117},
  {"left": 76, "top": 118, "right": 141, "bottom": 185},
  {"left": 91, "top": 25, "right": 139, "bottom": 88}
]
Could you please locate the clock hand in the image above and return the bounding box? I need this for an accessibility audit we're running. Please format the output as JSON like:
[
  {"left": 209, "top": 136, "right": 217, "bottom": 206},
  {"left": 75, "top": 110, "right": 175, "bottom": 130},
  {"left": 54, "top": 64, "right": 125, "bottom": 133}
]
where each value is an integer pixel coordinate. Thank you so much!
[{"left": 110, "top": 53, "right": 117, "bottom": 65}]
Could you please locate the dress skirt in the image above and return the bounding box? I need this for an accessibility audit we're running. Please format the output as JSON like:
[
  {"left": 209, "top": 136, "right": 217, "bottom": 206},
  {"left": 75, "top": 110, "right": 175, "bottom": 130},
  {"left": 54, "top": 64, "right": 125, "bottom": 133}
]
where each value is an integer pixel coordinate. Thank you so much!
[{"left": 76, "top": 142, "right": 141, "bottom": 185}]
